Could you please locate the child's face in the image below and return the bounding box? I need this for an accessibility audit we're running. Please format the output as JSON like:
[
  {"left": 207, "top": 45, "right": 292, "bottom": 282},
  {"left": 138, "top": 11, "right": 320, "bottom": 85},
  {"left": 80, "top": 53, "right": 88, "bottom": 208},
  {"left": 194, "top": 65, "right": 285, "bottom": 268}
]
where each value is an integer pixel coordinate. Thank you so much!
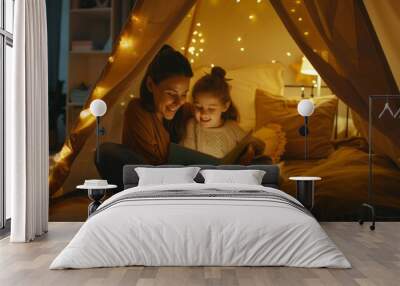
[{"left": 193, "top": 92, "right": 230, "bottom": 128}]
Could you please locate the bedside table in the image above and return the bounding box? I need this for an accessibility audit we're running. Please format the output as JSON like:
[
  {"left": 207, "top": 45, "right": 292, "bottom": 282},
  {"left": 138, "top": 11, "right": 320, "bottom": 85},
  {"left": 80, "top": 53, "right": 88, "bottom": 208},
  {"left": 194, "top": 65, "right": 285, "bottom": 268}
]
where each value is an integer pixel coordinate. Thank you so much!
[
  {"left": 289, "top": 176, "right": 321, "bottom": 210},
  {"left": 77, "top": 184, "right": 117, "bottom": 216}
]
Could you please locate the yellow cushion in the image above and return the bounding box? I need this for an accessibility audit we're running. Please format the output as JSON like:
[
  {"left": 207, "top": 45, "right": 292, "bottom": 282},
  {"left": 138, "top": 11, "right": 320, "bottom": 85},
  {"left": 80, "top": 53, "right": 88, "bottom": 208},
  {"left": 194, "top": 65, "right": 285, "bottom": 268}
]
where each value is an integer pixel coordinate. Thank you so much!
[
  {"left": 253, "top": 123, "right": 287, "bottom": 163},
  {"left": 255, "top": 89, "right": 338, "bottom": 159}
]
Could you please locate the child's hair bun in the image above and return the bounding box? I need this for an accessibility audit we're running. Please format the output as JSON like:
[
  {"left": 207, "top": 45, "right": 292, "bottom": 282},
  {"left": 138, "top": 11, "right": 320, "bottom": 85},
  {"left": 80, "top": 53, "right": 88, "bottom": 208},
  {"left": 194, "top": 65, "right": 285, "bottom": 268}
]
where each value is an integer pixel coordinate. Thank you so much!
[{"left": 211, "top": 66, "right": 226, "bottom": 80}]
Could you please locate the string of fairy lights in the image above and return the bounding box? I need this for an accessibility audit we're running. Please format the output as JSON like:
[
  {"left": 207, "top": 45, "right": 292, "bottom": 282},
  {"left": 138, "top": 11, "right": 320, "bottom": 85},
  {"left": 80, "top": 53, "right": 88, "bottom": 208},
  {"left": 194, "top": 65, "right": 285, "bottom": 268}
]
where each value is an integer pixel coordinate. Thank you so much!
[
  {"left": 76, "top": 1, "right": 311, "bottom": 117},
  {"left": 178, "top": 0, "right": 311, "bottom": 71},
  {"left": 76, "top": 0, "right": 314, "bottom": 121},
  {"left": 53, "top": 0, "right": 314, "bottom": 165}
]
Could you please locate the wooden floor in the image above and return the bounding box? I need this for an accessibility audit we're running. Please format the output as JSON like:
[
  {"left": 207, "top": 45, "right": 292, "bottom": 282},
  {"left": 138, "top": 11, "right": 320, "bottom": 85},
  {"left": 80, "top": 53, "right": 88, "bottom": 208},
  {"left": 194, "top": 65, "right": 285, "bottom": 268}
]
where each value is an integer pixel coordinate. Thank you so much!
[{"left": 0, "top": 222, "right": 399, "bottom": 286}]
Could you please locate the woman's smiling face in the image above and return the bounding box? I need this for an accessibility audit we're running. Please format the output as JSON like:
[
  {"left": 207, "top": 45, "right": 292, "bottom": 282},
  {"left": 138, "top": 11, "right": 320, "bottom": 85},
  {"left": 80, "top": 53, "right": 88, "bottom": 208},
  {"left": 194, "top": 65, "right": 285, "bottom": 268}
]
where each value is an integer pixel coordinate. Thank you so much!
[
  {"left": 147, "top": 75, "right": 190, "bottom": 120},
  {"left": 193, "top": 92, "right": 230, "bottom": 128}
]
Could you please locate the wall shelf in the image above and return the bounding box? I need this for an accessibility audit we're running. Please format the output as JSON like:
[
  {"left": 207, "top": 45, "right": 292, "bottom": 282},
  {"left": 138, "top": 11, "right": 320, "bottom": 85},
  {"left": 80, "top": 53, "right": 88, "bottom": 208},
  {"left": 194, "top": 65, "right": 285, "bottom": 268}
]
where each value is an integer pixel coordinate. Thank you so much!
[
  {"left": 69, "top": 50, "right": 110, "bottom": 55},
  {"left": 70, "top": 8, "right": 112, "bottom": 15},
  {"left": 66, "top": 0, "right": 123, "bottom": 135}
]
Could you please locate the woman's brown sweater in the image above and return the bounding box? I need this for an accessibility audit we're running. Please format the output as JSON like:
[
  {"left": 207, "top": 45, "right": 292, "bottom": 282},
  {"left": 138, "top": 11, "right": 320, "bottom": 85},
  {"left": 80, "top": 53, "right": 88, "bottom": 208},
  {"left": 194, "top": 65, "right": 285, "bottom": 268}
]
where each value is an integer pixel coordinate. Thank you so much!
[
  {"left": 122, "top": 98, "right": 192, "bottom": 164},
  {"left": 122, "top": 98, "right": 170, "bottom": 164}
]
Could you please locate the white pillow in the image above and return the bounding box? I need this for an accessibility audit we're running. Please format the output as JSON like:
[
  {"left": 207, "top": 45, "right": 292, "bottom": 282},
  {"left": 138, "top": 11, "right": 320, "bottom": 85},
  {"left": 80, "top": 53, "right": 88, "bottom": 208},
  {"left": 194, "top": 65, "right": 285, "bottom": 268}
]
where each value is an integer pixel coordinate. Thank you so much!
[
  {"left": 200, "top": 169, "right": 266, "bottom": 185},
  {"left": 135, "top": 167, "right": 200, "bottom": 186}
]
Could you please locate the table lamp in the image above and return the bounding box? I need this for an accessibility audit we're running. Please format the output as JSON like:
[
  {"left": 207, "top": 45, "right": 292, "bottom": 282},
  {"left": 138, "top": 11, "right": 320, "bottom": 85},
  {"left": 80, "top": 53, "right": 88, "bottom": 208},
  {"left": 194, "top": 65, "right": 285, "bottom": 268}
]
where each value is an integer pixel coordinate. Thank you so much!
[
  {"left": 300, "top": 56, "right": 321, "bottom": 97},
  {"left": 297, "top": 99, "right": 315, "bottom": 160},
  {"left": 90, "top": 99, "right": 107, "bottom": 165}
]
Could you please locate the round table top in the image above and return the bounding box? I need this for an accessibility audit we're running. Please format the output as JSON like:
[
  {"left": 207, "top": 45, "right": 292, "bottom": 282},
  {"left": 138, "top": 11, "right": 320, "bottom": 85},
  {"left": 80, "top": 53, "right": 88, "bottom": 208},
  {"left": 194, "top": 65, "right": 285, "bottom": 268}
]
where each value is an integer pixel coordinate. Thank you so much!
[
  {"left": 76, "top": 184, "right": 117, "bottom": 190},
  {"left": 289, "top": 176, "right": 321, "bottom": 181}
]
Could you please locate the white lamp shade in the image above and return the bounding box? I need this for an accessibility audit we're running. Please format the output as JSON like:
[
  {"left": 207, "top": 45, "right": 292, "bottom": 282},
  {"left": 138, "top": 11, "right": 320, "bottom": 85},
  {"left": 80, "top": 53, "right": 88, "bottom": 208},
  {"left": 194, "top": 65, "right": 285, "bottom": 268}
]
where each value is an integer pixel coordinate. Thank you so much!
[
  {"left": 300, "top": 56, "right": 318, "bottom": 76},
  {"left": 90, "top": 99, "right": 107, "bottom": 117},
  {"left": 297, "top": 99, "right": 315, "bottom": 117}
]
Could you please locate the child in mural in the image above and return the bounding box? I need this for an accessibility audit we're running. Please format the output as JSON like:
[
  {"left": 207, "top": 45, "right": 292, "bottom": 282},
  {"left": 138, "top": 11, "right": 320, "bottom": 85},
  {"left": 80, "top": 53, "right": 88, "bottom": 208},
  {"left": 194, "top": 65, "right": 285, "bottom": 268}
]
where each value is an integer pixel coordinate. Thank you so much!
[
  {"left": 181, "top": 66, "right": 264, "bottom": 162},
  {"left": 96, "top": 45, "right": 194, "bottom": 190}
]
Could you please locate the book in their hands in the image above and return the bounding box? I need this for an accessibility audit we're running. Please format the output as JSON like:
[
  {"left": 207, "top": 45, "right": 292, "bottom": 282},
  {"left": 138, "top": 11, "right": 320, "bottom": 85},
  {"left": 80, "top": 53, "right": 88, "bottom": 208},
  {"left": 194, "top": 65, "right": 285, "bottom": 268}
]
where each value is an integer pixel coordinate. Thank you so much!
[{"left": 168, "top": 132, "right": 253, "bottom": 165}]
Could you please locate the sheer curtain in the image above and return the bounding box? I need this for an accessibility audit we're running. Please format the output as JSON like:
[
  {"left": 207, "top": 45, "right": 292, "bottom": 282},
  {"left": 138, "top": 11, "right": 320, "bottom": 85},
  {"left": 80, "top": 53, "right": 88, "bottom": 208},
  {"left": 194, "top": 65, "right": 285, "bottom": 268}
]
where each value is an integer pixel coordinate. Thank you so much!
[{"left": 7, "top": 0, "right": 48, "bottom": 242}]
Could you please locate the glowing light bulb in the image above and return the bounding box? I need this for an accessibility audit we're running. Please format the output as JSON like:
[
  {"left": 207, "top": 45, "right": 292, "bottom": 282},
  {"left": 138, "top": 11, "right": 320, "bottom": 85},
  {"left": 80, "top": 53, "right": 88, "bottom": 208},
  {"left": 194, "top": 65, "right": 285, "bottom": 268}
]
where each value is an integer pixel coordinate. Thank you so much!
[
  {"left": 131, "top": 15, "right": 140, "bottom": 23},
  {"left": 296, "top": 0, "right": 301, "bottom": 4},
  {"left": 249, "top": 14, "right": 255, "bottom": 21},
  {"left": 271, "top": 59, "right": 277, "bottom": 64},
  {"left": 199, "top": 48, "right": 204, "bottom": 52},
  {"left": 211, "top": 64, "right": 215, "bottom": 67},
  {"left": 290, "top": 8, "right": 296, "bottom": 13},
  {"left": 129, "top": 94, "right": 135, "bottom": 98},
  {"left": 108, "top": 56, "right": 114, "bottom": 63},
  {"left": 257, "top": 0, "right": 262, "bottom": 3},
  {"left": 237, "top": 37, "right": 242, "bottom": 42},
  {"left": 304, "top": 31, "right": 309, "bottom": 36},
  {"left": 198, "top": 33, "right": 203, "bottom": 37},
  {"left": 298, "top": 17, "right": 303, "bottom": 21},
  {"left": 286, "top": 52, "right": 292, "bottom": 56},
  {"left": 120, "top": 37, "right": 133, "bottom": 49},
  {"left": 192, "top": 39, "right": 197, "bottom": 43},
  {"left": 195, "top": 53, "right": 199, "bottom": 57},
  {"left": 80, "top": 109, "right": 91, "bottom": 120},
  {"left": 188, "top": 46, "right": 195, "bottom": 54},
  {"left": 240, "top": 47, "right": 245, "bottom": 52},
  {"left": 120, "top": 102, "right": 126, "bottom": 107},
  {"left": 196, "top": 22, "right": 201, "bottom": 27},
  {"left": 236, "top": 0, "right": 240, "bottom": 3},
  {"left": 181, "top": 46, "right": 185, "bottom": 51},
  {"left": 190, "top": 59, "right": 194, "bottom": 63},
  {"left": 193, "top": 30, "right": 198, "bottom": 35},
  {"left": 200, "top": 38, "right": 205, "bottom": 43},
  {"left": 94, "top": 86, "right": 106, "bottom": 98}
]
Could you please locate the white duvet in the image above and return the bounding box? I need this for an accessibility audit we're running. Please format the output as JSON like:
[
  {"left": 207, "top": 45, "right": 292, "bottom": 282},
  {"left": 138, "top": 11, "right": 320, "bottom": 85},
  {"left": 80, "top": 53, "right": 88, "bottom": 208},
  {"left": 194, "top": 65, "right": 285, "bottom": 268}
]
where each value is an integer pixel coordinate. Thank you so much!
[{"left": 50, "top": 183, "right": 350, "bottom": 269}]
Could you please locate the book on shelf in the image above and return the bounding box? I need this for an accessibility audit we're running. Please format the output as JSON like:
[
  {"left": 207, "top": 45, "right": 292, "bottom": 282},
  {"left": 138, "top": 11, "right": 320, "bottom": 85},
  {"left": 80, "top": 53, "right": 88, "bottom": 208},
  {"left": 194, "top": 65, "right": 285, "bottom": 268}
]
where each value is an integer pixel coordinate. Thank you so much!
[{"left": 71, "top": 41, "right": 93, "bottom": 52}]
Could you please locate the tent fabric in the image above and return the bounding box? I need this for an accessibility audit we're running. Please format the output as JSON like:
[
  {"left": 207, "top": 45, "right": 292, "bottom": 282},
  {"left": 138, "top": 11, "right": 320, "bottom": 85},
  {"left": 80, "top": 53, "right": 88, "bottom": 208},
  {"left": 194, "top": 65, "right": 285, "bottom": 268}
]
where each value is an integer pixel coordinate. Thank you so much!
[
  {"left": 364, "top": 0, "right": 400, "bottom": 88},
  {"left": 269, "top": 0, "right": 399, "bottom": 165},
  {"left": 50, "top": 0, "right": 303, "bottom": 196},
  {"left": 49, "top": 0, "right": 196, "bottom": 194},
  {"left": 49, "top": 0, "right": 400, "bottom": 195}
]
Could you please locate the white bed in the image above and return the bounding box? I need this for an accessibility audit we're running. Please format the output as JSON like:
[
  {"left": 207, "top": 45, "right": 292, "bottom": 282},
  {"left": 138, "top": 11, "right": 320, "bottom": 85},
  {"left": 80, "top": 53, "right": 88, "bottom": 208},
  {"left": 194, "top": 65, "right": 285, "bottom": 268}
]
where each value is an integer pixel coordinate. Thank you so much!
[{"left": 50, "top": 182, "right": 350, "bottom": 269}]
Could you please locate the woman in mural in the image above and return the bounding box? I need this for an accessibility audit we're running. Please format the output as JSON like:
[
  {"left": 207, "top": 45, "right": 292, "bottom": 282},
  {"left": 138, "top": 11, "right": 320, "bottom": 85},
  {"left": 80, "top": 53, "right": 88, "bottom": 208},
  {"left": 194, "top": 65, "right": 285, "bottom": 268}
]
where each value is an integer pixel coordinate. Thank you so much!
[
  {"left": 96, "top": 45, "right": 193, "bottom": 189},
  {"left": 181, "top": 66, "right": 264, "bottom": 162}
]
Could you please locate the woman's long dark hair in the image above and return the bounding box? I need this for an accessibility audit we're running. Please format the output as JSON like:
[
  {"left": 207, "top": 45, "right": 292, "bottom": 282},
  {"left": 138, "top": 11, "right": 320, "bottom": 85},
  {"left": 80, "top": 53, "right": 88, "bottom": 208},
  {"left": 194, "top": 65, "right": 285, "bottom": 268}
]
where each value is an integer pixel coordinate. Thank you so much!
[
  {"left": 192, "top": 66, "right": 239, "bottom": 121},
  {"left": 139, "top": 45, "right": 193, "bottom": 142}
]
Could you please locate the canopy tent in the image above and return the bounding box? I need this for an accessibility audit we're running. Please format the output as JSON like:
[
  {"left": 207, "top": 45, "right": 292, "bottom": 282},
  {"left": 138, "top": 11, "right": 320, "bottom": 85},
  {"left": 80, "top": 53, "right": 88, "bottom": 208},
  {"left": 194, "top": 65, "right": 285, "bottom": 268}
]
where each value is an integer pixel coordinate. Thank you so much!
[{"left": 49, "top": 0, "right": 400, "bottom": 196}]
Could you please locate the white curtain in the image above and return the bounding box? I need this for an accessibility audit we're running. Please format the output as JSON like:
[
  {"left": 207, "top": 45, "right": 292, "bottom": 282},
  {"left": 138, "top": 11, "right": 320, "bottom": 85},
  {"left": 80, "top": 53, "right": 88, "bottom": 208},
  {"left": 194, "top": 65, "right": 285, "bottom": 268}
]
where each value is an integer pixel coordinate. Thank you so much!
[{"left": 7, "top": 0, "right": 49, "bottom": 242}]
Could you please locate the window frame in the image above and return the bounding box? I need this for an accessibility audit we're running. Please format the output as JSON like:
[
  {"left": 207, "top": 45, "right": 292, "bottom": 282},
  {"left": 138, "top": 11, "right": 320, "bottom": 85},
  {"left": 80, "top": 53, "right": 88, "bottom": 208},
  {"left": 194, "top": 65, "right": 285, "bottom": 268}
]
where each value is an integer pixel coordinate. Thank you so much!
[{"left": 0, "top": 0, "right": 13, "bottom": 231}]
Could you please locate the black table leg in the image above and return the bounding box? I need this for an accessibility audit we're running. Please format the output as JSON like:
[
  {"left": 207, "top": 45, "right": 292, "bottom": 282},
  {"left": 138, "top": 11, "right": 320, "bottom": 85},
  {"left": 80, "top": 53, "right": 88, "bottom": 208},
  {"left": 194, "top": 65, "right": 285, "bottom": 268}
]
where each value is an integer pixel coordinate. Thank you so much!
[
  {"left": 87, "top": 189, "right": 106, "bottom": 216},
  {"left": 296, "top": 180, "right": 315, "bottom": 210},
  {"left": 358, "top": 203, "right": 376, "bottom": 231}
]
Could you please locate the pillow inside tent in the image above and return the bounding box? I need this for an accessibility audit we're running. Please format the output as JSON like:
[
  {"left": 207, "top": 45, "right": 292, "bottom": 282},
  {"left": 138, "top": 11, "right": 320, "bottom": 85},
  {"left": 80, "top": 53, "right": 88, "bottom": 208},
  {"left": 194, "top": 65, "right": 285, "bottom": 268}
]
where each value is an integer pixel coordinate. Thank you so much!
[
  {"left": 190, "top": 64, "right": 285, "bottom": 131},
  {"left": 255, "top": 89, "right": 338, "bottom": 160}
]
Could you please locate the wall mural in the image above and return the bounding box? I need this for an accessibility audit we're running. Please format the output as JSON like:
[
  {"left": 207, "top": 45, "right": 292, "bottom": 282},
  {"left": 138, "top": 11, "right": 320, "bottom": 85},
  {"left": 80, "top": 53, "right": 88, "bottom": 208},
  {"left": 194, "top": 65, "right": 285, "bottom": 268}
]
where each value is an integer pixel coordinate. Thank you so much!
[{"left": 49, "top": 0, "right": 400, "bottom": 222}]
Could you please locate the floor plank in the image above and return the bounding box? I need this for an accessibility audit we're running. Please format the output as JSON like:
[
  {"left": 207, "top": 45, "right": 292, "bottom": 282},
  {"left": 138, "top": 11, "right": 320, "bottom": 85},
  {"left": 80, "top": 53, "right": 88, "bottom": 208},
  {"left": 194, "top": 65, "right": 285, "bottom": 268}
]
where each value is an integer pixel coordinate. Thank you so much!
[{"left": 0, "top": 222, "right": 399, "bottom": 286}]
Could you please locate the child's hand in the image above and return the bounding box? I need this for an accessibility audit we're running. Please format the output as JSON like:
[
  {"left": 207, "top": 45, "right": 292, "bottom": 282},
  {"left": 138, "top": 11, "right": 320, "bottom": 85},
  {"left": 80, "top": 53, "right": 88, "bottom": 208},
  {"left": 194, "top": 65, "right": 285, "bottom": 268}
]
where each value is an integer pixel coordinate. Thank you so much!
[{"left": 239, "top": 144, "right": 255, "bottom": 165}]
